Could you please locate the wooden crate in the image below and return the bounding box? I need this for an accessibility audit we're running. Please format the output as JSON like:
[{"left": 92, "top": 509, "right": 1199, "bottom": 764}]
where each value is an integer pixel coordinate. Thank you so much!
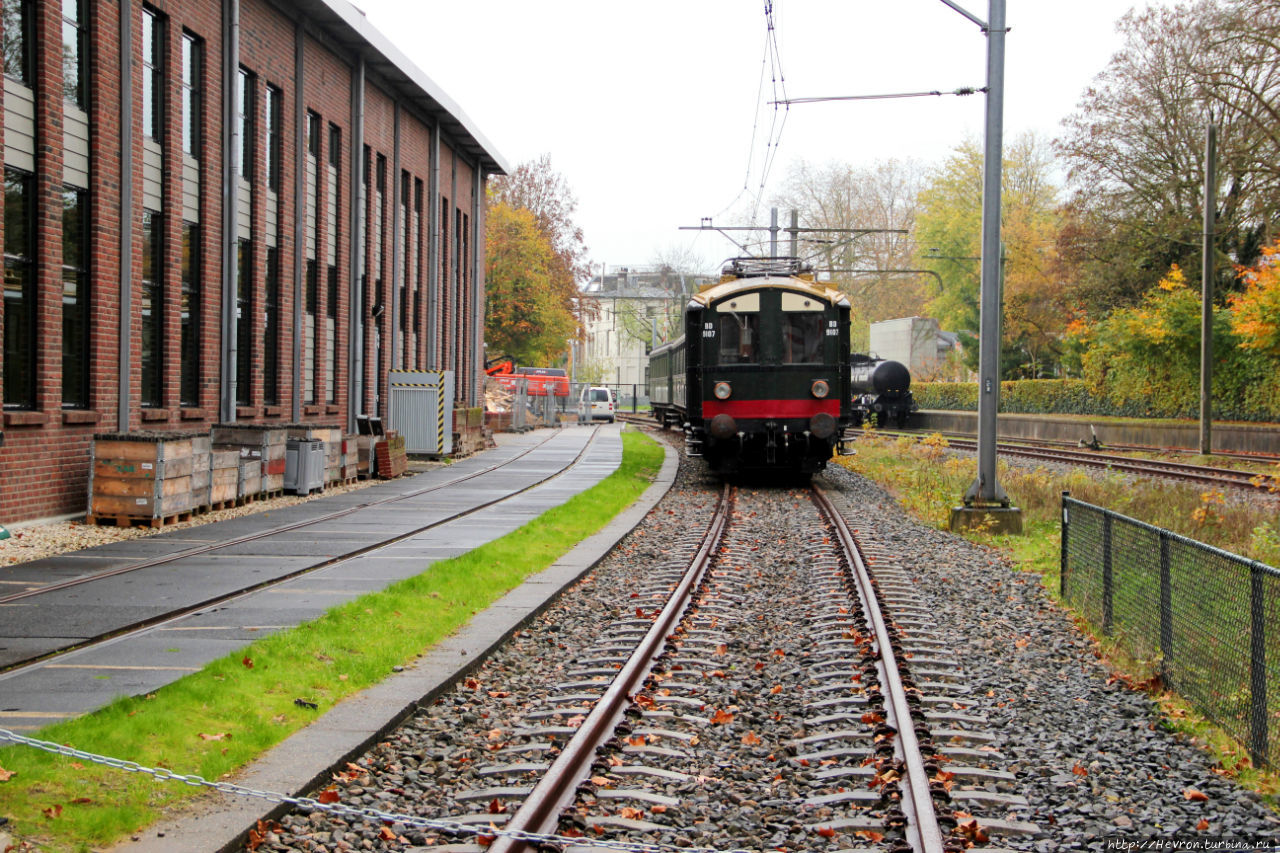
[
  {"left": 342, "top": 435, "right": 358, "bottom": 482},
  {"left": 88, "top": 432, "right": 200, "bottom": 526},
  {"left": 238, "top": 458, "right": 262, "bottom": 500},
  {"left": 190, "top": 435, "right": 212, "bottom": 510},
  {"left": 212, "top": 425, "right": 287, "bottom": 495},
  {"left": 210, "top": 448, "right": 240, "bottom": 507}
]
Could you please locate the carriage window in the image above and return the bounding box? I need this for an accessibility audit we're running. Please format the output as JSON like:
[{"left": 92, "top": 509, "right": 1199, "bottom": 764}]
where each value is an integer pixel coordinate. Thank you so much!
[
  {"left": 782, "top": 313, "right": 824, "bottom": 364},
  {"left": 717, "top": 313, "right": 759, "bottom": 364}
]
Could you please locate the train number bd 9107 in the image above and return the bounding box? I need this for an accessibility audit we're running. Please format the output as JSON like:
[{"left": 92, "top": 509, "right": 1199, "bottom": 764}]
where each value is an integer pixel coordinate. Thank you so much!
[{"left": 703, "top": 322, "right": 716, "bottom": 339}]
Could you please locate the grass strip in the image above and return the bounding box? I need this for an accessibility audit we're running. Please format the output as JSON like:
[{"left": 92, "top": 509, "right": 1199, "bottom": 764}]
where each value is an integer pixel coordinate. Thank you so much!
[
  {"left": 0, "top": 428, "right": 663, "bottom": 853},
  {"left": 836, "top": 430, "right": 1280, "bottom": 804}
]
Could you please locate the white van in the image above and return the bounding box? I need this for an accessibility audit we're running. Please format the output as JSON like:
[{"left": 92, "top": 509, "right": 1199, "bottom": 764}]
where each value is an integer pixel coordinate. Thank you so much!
[{"left": 577, "top": 386, "right": 616, "bottom": 423}]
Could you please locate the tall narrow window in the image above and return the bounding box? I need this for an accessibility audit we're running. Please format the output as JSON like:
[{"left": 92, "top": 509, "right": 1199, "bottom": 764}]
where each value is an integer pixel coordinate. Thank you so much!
[
  {"left": 413, "top": 178, "right": 424, "bottom": 367},
  {"left": 180, "top": 223, "right": 201, "bottom": 406},
  {"left": 3, "top": 168, "right": 35, "bottom": 409},
  {"left": 400, "top": 171, "right": 410, "bottom": 361},
  {"left": 307, "top": 110, "right": 320, "bottom": 158},
  {"left": 326, "top": 124, "right": 341, "bottom": 404},
  {"left": 304, "top": 260, "right": 317, "bottom": 405},
  {"left": 61, "top": 188, "right": 90, "bottom": 408},
  {"left": 3, "top": 0, "right": 32, "bottom": 84},
  {"left": 326, "top": 266, "right": 338, "bottom": 404},
  {"left": 141, "top": 211, "right": 164, "bottom": 406},
  {"left": 236, "top": 68, "right": 254, "bottom": 181},
  {"left": 62, "top": 0, "right": 86, "bottom": 107},
  {"left": 265, "top": 85, "right": 282, "bottom": 192},
  {"left": 142, "top": 8, "right": 163, "bottom": 140},
  {"left": 263, "top": 246, "right": 280, "bottom": 404},
  {"left": 181, "top": 33, "right": 202, "bottom": 158},
  {"left": 235, "top": 239, "right": 252, "bottom": 405}
]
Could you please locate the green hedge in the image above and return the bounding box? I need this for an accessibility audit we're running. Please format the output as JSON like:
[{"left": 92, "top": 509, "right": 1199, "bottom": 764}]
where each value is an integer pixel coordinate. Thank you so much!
[{"left": 915, "top": 378, "right": 1280, "bottom": 422}]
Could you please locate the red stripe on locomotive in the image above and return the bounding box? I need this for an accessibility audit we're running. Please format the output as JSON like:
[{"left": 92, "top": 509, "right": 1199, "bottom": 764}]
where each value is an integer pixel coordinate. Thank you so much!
[{"left": 703, "top": 399, "right": 840, "bottom": 419}]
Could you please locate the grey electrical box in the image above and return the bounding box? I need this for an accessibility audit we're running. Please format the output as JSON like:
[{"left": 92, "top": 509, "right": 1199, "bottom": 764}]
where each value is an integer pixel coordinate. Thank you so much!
[
  {"left": 388, "top": 370, "right": 454, "bottom": 455},
  {"left": 285, "top": 439, "right": 325, "bottom": 495}
]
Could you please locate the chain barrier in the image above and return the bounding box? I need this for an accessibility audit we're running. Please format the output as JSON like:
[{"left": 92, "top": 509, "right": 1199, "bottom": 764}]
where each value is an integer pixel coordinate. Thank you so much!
[{"left": 0, "top": 728, "right": 748, "bottom": 853}]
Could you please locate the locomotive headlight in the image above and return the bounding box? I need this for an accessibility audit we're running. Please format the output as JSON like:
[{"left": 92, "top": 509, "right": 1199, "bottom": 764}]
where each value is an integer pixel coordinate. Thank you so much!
[
  {"left": 810, "top": 379, "right": 830, "bottom": 399},
  {"left": 713, "top": 381, "right": 732, "bottom": 400}
]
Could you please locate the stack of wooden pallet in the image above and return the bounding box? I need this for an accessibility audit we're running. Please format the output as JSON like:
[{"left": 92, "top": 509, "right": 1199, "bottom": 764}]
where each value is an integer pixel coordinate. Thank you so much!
[{"left": 375, "top": 433, "right": 408, "bottom": 478}]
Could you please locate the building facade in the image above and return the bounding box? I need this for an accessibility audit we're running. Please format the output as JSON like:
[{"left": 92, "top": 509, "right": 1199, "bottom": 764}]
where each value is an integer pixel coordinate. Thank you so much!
[
  {"left": 575, "top": 267, "right": 713, "bottom": 391},
  {"left": 0, "top": 0, "right": 505, "bottom": 523}
]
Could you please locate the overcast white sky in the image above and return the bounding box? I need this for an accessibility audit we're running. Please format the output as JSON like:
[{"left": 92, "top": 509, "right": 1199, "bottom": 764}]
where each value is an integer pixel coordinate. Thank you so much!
[{"left": 351, "top": 0, "right": 1173, "bottom": 272}]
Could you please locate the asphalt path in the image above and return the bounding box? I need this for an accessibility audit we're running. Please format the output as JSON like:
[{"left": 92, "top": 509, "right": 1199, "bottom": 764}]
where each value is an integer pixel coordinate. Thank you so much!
[{"left": 0, "top": 425, "right": 622, "bottom": 733}]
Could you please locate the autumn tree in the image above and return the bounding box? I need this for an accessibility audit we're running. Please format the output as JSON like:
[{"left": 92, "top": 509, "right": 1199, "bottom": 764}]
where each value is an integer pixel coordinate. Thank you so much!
[
  {"left": 484, "top": 200, "right": 576, "bottom": 364},
  {"left": 770, "top": 158, "right": 923, "bottom": 351},
  {"left": 488, "top": 155, "right": 592, "bottom": 336},
  {"left": 913, "top": 134, "right": 1067, "bottom": 377},
  {"left": 1057, "top": 0, "right": 1280, "bottom": 315},
  {"left": 1230, "top": 240, "right": 1280, "bottom": 357},
  {"left": 1076, "top": 263, "right": 1277, "bottom": 418},
  {"left": 486, "top": 156, "right": 592, "bottom": 364}
]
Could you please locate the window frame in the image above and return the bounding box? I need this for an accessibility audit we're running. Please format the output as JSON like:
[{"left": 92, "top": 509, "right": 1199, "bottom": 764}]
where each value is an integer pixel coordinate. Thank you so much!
[
  {"left": 140, "top": 209, "right": 164, "bottom": 407},
  {"left": 142, "top": 7, "right": 164, "bottom": 141},
  {"left": 181, "top": 32, "right": 203, "bottom": 159},
  {"left": 3, "top": 167, "right": 36, "bottom": 410},
  {"left": 62, "top": 0, "right": 87, "bottom": 107}
]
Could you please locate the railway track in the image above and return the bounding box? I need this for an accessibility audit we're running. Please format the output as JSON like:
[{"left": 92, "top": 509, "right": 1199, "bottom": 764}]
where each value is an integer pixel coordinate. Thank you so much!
[
  {"left": 254, "top": 469, "right": 1036, "bottom": 852},
  {"left": 938, "top": 437, "right": 1271, "bottom": 491},
  {"left": 0, "top": 428, "right": 595, "bottom": 677}
]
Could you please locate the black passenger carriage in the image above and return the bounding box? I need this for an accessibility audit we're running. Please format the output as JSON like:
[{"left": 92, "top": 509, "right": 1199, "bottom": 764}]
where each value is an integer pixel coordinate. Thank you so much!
[{"left": 650, "top": 258, "right": 852, "bottom": 475}]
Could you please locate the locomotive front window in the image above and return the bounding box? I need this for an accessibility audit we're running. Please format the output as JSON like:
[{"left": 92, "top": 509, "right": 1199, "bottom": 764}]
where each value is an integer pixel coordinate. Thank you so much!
[
  {"left": 717, "top": 313, "right": 759, "bottom": 364},
  {"left": 782, "top": 312, "right": 824, "bottom": 364}
]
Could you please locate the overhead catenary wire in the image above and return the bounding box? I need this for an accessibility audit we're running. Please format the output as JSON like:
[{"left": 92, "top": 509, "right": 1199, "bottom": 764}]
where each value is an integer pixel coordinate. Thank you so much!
[
  {"left": 772, "top": 86, "right": 985, "bottom": 106},
  {"left": 716, "top": 0, "right": 790, "bottom": 225}
]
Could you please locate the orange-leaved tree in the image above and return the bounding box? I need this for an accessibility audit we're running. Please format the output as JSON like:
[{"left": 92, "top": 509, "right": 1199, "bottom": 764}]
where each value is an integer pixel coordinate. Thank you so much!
[
  {"left": 485, "top": 199, "right": 576, "bottom": 365},
  {"left": 1230, "top": 240, "right": 1280, "bottom": 358}
]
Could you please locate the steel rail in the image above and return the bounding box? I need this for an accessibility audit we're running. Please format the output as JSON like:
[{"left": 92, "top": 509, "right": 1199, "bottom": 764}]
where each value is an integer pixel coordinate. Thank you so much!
[
  {"left": 812, "top": 484, "right": 946, "bottom": 853},
  {"left": 0, "top": 429, "right": 568, "bottom": 607},
  {"left": 0, "top": 429, "right": 601, "bottom": 676},
  {"left": 488, "top": 483, "right": 734, "bottom": 853}
]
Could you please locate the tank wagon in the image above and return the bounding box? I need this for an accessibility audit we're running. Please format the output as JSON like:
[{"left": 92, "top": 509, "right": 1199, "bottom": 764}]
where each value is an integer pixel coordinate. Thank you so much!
[
  {"left": 649, "top": 258, "right": 852, "bottom": 475},
  {"left": 849, "top": 354, "right": 916, "bottom": 427}
]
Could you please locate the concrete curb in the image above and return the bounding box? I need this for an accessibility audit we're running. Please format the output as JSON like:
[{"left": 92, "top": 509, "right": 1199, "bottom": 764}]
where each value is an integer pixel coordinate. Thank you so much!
[{"left": 111, "top": 438, "right": 679, "bottom": 853}]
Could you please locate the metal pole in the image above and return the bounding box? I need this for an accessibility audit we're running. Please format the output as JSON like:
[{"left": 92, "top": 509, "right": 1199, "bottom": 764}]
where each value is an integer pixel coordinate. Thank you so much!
[
  {"left": 769, "top": 207, "right": 779, "bottom": 259},
  {"left": 1200, "top": 123, "right": 1216, "bottom": 455},
  {"left": 964, "top": 0, "right": 1009, "bottom": 507},
  {"left": 788, "top": 209, "right": 798, "bottom": 258}
]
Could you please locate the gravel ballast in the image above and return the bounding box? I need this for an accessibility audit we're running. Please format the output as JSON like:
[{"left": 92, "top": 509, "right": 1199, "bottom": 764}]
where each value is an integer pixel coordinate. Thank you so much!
[{"left": 242, "top": 437, "right": 1280, "bottom": 852}]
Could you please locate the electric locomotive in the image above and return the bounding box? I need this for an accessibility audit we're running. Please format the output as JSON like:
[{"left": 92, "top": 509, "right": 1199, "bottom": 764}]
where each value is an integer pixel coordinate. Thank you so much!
[{"left": 649, "top": 258, "right": 852, "bottom": 475}]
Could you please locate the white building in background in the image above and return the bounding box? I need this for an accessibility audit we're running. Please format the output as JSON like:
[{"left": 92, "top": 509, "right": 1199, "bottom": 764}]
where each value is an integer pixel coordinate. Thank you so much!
[
  {"left": 868, "top": 316, "right": 962, "bottom": 380},
  {"left": 574, "top": 267, "right": 714, "bottom": 393}
]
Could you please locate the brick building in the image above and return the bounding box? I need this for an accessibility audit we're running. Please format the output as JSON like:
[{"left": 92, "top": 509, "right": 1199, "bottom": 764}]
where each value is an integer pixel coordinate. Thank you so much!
[{"left": 0, "top": 0, "right": 506, "bottom": 523}]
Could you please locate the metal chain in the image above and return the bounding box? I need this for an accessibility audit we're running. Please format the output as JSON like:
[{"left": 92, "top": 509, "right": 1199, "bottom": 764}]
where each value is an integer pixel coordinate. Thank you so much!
[{"left": 0, "top": 728, "right": 747, "bottom": 853}]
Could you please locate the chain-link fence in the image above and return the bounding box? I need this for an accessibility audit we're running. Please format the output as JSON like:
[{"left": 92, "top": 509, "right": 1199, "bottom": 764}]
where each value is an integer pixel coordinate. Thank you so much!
[{"left": 1061, "top": 494, "right": 1280, "bottom": 767}]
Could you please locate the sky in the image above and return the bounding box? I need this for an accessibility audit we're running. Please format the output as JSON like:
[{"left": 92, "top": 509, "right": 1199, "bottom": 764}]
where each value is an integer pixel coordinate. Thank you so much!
[{"left": 350, "top": 0, "right": 1174, "bottom": 273}]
